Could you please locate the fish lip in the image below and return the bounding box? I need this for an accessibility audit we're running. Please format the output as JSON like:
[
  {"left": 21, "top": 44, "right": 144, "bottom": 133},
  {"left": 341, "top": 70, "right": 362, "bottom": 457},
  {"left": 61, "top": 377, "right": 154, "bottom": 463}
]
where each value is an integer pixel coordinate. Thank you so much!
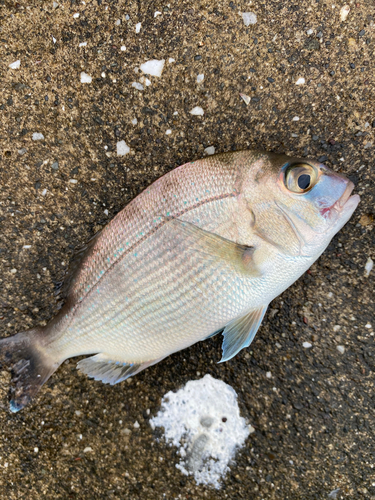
[{"left": 337, "top": 181, "right": 355, "bottom": 209}]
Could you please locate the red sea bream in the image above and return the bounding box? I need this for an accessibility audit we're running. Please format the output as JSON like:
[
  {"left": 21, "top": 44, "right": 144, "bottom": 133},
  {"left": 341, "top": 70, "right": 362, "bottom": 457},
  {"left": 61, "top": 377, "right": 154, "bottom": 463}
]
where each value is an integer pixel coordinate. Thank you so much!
[{"left": 0, "top": 151, "right": 360, "bottom": 412}]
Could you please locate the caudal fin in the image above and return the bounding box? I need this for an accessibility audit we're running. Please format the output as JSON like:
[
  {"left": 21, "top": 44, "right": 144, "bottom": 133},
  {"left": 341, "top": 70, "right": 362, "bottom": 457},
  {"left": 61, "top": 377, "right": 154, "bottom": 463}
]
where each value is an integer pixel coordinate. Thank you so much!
[{"left": 0, "top": 329, "right": 60, "bottom": 413}]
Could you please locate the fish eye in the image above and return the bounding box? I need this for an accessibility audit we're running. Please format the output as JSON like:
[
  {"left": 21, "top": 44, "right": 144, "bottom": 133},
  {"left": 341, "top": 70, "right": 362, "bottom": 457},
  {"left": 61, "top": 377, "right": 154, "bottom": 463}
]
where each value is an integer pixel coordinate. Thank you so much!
[{"left": 285, "top": 163, "right": 317, "bottom": 194}]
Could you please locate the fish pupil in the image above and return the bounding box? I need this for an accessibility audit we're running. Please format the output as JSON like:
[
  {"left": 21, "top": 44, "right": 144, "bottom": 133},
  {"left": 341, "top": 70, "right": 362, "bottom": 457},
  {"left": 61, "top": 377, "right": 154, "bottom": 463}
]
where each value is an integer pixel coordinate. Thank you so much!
[{"left": 298, "top": 174, "right": 311, "bottom": 190}]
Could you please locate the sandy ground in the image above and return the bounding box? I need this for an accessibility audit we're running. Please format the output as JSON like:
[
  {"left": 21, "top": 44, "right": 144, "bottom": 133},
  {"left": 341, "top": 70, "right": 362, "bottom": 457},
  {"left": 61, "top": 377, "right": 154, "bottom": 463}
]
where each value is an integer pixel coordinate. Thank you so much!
[{"left": 0, "top": 0, "right": 374, "bottom": 498}]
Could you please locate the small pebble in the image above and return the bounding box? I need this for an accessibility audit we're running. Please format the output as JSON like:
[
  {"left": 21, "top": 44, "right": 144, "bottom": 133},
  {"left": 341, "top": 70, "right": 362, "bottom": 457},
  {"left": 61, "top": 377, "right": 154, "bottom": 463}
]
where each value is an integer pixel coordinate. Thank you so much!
[
  {"left": 9, "top": 60, "right": 20, "bottom": 69},
  {"left": 132, "top": 82, "right": 144, "bottom": 90},
  {"left": 306, "top": 29, "right": 313, "bottom": 35},
  {"left": 292, "top": 116, "right": 300, "bottom": 121},
  {"left": 10, "top": 269, "right": 17, "bottom": 274},
  {"left": 135, "top": 22, "right": 141, "bottom": 33},
  {"left": 204, "top": 146, "right": 215, "bottom": 155},
  {"left": 131, "top": 118, "right": 138, "bottom": 125},
  {"left": 266, "top": 371, "right": 272, "bottom": 379},
  {"left": 23, "top": 245, "right": 31, "bottom": 249},
  {"left": 295, "top": 77, "right": 305, "bottom": 85},
  {"left": 169, "top": 58, "right": 175, "bottom": 63},
  {"left": 32, "top": 132, "right": 44, "bottom": 141},
  {"left": 121, "top": 46, "right": 126, "bottom": 51},
  {"left": 83, "top": 447, "right": 93, "bottom": 453},
  {"left": 165, "top": 129, "right": 172, "bottom": 135},
  {"left": 242, "top": 12, "right": 257, "bottom": 26},
  {"left": 365, "top": 323, "right": 372, "bottom": 329},
  {"left": 115, "top": 19, "right": 121, "bottom": 26},
  {"left": 239, "top": 93, "right": 250, "bottom": 105},
  {"left": 34, "top": 447, "right": 39, "bottom": 453},
  {"left": 79, "top": 42, "right": 87, "bottom": 47},
  {"left": 133, "top": 421, "right": 140, "bottom": 429},
  {"left": 117, "top": 140, "right": 130, "bottom": 156},
  {"left": 154, "top": 11, "right": 162, "bottom": 17},
  {"left": 337, "top": 346, "right": 345, "bottom": 354},
  {"left": 80, "top": 72, "right": 92, "bottom": 84},
  {"left": 333, "top": 325, "right": 341, "bottom": 332},
  {"left": 73, "top": 12, "right": 79, "bottom": 19},
  {"left": 364, "top": 257, "right": 373, "bottom": 277},
  {"left": 340, "top": 5, "right": 350, "bottom": 22},
  {"left": 140, "top": 59, "right": 165, "bottom": 77},
  {"left": 303, "top": 342, "right": 312, "bottom": 348},
  {"left": 197, "top": 74, "right": 204, "bottom": 83},
  {"left": 190, "top": 106, "right": 204, "bottom": 116},
  {"left": 69, "top": 179, "right": 78, "bottom": 184}
]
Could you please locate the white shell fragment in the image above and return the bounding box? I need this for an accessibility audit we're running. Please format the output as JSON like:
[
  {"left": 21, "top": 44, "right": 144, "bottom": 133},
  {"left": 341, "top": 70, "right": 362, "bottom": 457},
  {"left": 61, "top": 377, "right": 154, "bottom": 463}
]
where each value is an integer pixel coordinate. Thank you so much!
[
  {"left": 32, "top": 132, "right": 44, "bottom": 141},
  {"left": 140, "top": 59, "right": 165, "bottom": 77},
  {"left": 117, "top": 140, "right": 130, "bottom": 156},
  {"left": 132, "top": 82, "right": 144, "bottom": 91},
  {"left": 79, "top": 42, "right": 87, "bottom": 47},
  {"left": 337, "top": 345, "right": 345, "bottom": 354},
  {"left": 80, "top": 72, "right": 92, "bottom": 83},
  {"left": 135, "top": 22, "right": 142, "bottom": 33},
  {"left": 292, "top": 116, "right": 300, "bottom": 121},
  {"left": 295, "top": 77, "right": 305, "bottom": 85},
  {"left": 340, "top": 5, "right": 350, "bottom": 22},
  {"left": 240, "top": 93, "right": 250, "bottom": 105},
  {"left": 190, "top": 106, "right": 204, "bottom": 116},
  {"left": 197, "top": 74, "right": 204, "bottom": 84},
  {"left": 9, "top": 60, "right": 20, "bottom": 69},
  {"left": 242, "top": 12, "right": 257, "bottom": 26},
  {"left": 204, "top": 146, "right": 215, "bottom": 155},
  {"left": 303, "top": 342, "right": 312, "bottom": 348},
  {"left": 150, "top": 375, "right": 251, "bottom": 489},
  {"left": 364, "top": 257, "right": 373, "bottom": 277}
]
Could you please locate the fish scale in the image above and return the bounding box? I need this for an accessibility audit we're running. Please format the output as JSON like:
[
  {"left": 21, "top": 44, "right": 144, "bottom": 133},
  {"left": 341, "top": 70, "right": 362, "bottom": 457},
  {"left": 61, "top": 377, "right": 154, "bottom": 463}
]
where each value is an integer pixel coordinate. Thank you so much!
[{"left": 0, "top": 150, "right": 360, "bottom": 412}]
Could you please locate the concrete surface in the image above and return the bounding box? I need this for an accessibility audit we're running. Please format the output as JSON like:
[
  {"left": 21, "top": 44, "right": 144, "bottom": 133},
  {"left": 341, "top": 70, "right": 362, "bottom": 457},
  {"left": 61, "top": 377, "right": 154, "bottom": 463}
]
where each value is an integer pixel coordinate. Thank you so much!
[{"left": 0, "top": 0, "right": 374, "bottom": 498}]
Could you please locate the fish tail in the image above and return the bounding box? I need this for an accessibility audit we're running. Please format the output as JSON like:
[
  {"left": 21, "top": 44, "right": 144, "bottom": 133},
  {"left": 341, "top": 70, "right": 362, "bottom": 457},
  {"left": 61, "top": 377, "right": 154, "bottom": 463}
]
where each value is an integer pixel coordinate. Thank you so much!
[{"left": 0, "top": 328, "right": 61, "bottom": 413}]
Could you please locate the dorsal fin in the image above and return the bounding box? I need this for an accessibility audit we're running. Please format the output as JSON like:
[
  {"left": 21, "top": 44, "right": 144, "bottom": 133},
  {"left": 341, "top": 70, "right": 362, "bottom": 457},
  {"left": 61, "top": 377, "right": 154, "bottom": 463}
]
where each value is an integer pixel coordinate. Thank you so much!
[{"left": 55, "top": 229, "right": 102, "bottom": 300}]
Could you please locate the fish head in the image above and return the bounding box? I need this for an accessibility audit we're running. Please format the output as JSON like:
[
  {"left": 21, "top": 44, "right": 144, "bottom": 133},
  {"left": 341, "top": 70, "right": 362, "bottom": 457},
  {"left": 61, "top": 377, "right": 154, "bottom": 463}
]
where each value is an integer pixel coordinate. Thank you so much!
[{"left": 245, "top": 153, "right": 360, "bottom": 256}]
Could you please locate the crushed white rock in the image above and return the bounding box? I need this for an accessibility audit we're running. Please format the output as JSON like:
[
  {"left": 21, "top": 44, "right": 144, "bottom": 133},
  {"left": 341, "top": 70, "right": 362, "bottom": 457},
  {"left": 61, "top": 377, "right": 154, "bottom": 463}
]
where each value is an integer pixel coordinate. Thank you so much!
[
  {"left": 32, "top": 132, "right": 44, "bottom": 141},
  {"left": 79, "top": 42, "right": 87, "bottom": 47},
  {"left": 150, "top": 374, "right": 251, "bottom": 489},
  {"left": 197, "top": 74, "right": 204, "bottom": 83},
  {"left": 337, "top": 345, "right": 345, "bottom": 355},
  {"left": 80, "top": 72, "right": 92, "bottom": 84},
  {"left": 135, "top": 22, "right": 142, "bottom": 33},
  {"left": 131, "top": 118, "right": 138, "bottom": 125},
  {"left": 140, "top": 59, "right": 165, "bottom": 77},
  {"left": 190, "top": 106, "right": 204, "bottom": 116},
  {"left": 295, "top": 77, "right": 305, "bottom": 85},
  {"left": 340, "top": 5, "right": 350, "bottom": 22},
  {"left": 117, "top": 140, "right": 130, "bottom": 156},
  {"left": 242, "top": 12, "right": 257, "bottom": 26},
  {"left": 9, "top": 60, "right": 20, "bottom": 69},
  {"left": 204, "top": 146, "right": 215, "bottom": 155}
]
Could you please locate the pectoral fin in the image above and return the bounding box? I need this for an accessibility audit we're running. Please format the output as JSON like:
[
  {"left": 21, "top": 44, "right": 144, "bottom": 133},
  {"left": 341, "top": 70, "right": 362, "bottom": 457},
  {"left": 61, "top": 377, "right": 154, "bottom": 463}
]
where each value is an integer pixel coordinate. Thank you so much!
[
  {"left": 220, "top": 305, "right": 268, "bottom": 362},
  {"left": 165, "top": 218, "right": 261, "bottom": 278}
]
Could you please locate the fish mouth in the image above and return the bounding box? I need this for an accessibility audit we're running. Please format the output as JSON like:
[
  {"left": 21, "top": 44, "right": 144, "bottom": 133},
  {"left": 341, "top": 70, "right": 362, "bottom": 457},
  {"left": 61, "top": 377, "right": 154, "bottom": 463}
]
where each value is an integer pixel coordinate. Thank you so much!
[{"left": 322, "top": 181, "right": 360, "bottom": 217}]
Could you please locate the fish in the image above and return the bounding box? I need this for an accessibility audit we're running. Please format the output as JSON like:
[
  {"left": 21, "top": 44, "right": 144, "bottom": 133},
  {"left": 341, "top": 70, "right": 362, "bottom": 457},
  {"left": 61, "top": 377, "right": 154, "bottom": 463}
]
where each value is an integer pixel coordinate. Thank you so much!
[{"left": 0, "top": 150, "right": 360, "bottom": 412}]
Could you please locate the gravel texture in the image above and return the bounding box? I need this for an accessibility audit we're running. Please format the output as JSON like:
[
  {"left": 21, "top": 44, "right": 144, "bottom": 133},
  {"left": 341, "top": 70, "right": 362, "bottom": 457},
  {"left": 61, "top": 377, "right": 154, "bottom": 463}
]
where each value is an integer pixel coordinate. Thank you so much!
[{"left": 0, "top": 1, "right": 374, "bottom": 499}]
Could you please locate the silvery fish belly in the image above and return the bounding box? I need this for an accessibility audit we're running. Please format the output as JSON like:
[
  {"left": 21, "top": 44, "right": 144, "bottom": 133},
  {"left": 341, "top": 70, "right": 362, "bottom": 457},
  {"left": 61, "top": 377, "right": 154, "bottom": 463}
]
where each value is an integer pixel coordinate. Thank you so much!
[{"left": 0, "top": 150, "right": 360, "bottom": 412}]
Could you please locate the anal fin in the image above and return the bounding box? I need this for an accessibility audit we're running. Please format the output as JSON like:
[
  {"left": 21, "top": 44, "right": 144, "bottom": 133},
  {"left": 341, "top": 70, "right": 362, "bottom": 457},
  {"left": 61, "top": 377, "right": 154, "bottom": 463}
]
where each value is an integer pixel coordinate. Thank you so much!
[
  {"left": 220, "top": 305, "right": 268, "bottom": 363},
  {"left": 77, "top": 353, "right": 163, "bottom": 385}
]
